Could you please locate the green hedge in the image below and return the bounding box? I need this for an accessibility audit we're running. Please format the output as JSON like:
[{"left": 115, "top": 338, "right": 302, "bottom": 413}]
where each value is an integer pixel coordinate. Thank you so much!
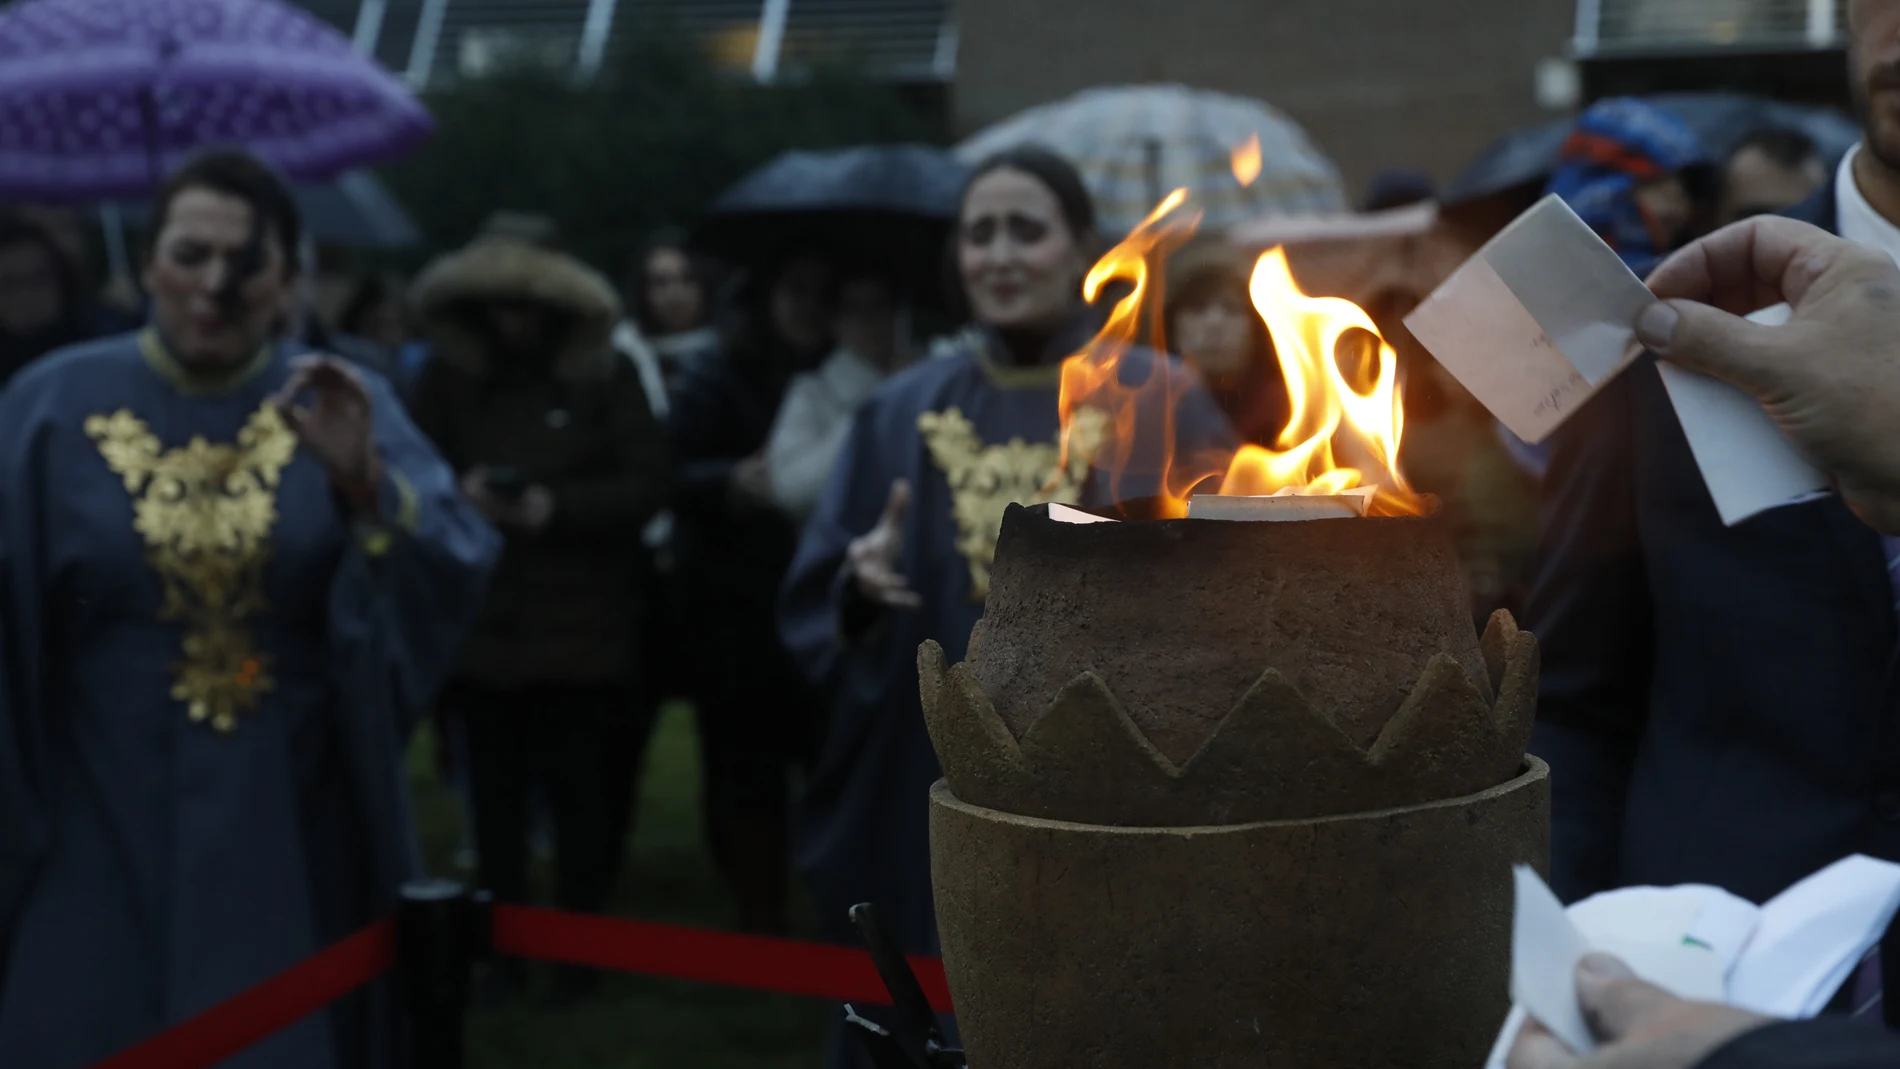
[{"left": 380, "top": 38, "right": 948, "bottom": 281}]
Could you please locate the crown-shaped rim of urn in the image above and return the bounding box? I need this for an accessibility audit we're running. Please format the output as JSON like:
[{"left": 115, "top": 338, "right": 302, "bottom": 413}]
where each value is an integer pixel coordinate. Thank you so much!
[{"left": 920, "top": 609, "right": 1538, "bottom": 828}]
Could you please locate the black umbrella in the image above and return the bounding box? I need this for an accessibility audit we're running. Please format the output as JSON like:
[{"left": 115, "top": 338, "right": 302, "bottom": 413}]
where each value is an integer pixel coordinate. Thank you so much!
[
  {"left": 695, "top": 143, "right": 968, "bottom": 297},
  {"left": 1446, "top": 92, "right": 1860, "bottom": 207},
  {"left": 117, "top": 169, "right": 422, "bottom": 248}
]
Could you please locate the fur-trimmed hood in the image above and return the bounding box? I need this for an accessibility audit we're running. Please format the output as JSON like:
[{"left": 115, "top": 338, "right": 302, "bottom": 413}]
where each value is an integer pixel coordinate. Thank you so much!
[{"left": 413, "top": 229, "right": 623, "bottom": 381}]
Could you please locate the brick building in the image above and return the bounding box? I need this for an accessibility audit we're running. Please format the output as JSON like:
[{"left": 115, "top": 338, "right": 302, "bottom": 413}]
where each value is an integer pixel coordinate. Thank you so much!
[
  {"left": 952, "top": 0, "right": 1851, "bottom": 198},
  {"left": 274, "top": 0, "right": 1852, "bottom": 198},
  {"left": 291, "top": 0, "right": 954, "bottom": 87},
  {"left": 953, "top": 0, "right": 1578, "bottom": 201}
]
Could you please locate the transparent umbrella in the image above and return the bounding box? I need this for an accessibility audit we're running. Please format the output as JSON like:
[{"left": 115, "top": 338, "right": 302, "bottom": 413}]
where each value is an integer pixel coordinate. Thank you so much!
[{"left": 957, "top": 84, "right": 1346, "bottom": 237}]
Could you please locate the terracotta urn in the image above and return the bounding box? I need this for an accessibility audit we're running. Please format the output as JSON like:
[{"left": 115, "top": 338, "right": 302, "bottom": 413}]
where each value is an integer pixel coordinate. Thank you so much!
[{"left": 920, "top": 503, "right": 1550, "bottom": 1068}]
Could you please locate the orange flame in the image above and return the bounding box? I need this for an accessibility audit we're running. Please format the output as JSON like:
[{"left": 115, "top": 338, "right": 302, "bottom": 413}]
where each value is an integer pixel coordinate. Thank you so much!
[
  {"left": 1231, "top": 133, "right": 1263, "bottom": 187},
  {"left": 1056, "top": 189, "right": 1424, "bottom": 518}
]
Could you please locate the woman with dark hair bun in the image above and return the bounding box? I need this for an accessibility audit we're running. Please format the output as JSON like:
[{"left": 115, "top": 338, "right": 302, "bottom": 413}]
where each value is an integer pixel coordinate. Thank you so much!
[{"left": 779, "top": 145, "right": 1232, "bottom": 1066}]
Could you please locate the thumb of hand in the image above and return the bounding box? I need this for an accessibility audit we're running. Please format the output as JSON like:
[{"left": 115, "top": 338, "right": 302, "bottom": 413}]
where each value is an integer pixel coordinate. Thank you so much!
[
  {"left": 1636, "top": 299, "right": 1785, "bottom": 398},
  {"left": 881, "top": 479, "right": 913, "bottom": 531}
]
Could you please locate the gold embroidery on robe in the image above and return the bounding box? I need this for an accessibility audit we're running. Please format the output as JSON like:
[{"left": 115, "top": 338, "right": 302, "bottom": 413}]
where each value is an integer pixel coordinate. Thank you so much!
[
  {"left": 86, "top": 404, "right": 297, "bottom": 732},
  {"left": 919, "top": 406, "right": 1108, "bottom": 600}
]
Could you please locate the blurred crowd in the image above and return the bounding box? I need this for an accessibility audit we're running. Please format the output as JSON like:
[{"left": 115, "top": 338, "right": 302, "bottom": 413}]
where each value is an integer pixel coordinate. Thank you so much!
[{"left": 0, "top": 37, "right": 1871, "bottom": 1069}]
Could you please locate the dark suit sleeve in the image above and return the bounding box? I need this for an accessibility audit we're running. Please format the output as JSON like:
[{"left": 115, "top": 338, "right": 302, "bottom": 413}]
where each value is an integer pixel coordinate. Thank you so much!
[
  {"left": 1523, "top": 364, "right": 1657, "bottom": 902},
  {"left": 1697, "top": 1019, "right": 1900, "bottom": 1069}
]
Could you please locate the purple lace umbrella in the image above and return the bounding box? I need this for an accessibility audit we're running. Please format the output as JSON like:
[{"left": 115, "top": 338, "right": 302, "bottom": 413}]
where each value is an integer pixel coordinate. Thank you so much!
[{"left": 0, "top": 0, "right": 433, "bottom": 202}]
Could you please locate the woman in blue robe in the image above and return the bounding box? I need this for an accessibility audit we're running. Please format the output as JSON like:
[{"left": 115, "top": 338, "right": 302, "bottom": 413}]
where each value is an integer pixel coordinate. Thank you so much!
[
  {"left": 780, "top": 148, "right": 1233, "bottom": 1066},
  {"left": 0, "top": 153, "right": 498, "bottom": 1069}
]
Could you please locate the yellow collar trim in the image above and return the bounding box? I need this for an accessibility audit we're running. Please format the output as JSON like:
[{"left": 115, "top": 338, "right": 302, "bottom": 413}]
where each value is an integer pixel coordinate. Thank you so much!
[{"left": 139, "top": 328, "right": 276, "bottom": 397}]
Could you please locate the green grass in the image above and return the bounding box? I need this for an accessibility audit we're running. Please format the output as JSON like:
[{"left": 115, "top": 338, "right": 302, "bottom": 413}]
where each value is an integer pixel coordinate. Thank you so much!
[{"left": 408, "top": 703, "right": 830, "bottom": 1068}]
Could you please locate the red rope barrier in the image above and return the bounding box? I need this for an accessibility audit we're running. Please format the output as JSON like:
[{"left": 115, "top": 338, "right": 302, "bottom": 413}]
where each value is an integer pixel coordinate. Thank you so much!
[
  {"left": 89, "top": 904, "right": 952, "bottom": 1069},
  {"left": 91, "top": 918, "right": 397, "bottom": 1069},
  {"left": 491, "top": 904, "right": 954, "bottom": 1013}
]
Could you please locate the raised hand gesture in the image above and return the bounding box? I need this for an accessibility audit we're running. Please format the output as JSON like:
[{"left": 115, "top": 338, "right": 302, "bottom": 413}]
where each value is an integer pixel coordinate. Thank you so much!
[
  {"left": 269, "top": 355, "right": 381, "bottom": 500},
  {"left": 847, "top": 478, "right": 923, "bottom": 610}
]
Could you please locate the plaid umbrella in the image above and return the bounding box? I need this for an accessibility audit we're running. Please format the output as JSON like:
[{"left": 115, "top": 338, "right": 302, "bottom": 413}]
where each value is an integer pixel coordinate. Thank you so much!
[
  {"left": 956, "top": 84, "right": 1346, "bottom": 237},
  {"left": 0, "top": 0, "right": 431, "bottom": 202}
]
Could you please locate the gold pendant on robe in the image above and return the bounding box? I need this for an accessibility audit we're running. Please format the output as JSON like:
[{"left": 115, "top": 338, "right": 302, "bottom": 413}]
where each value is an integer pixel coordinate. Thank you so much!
[
  {"left": 86, "top": 403, "right": 296, "bottom": 732},
  {"left": 919, "top": 406, "right": 1108, "bottom": 600}
]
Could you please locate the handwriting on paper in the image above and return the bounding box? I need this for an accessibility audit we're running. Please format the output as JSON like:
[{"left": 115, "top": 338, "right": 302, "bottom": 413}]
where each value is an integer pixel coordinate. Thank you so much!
[
  {"left": 1530, "top": 364, "right": 1591, "bottom": 422},
  {"left": 1405, "top": 247, "right": 1604, "bottom": 444}
]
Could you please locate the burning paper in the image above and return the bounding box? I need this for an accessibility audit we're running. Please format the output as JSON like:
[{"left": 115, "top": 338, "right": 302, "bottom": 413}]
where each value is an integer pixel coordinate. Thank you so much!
[
  {"left": 1056, "top": 190, "right": 1426, "bottom": 519},
  {"left": 1186, "top": 486, "right": 1376, "bottom": 521}
]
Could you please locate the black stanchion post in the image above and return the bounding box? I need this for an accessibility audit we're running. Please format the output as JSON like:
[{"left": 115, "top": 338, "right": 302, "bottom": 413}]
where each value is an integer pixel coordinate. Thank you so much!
[{"left": 397, "top": 879, "right": 488, "bottom": 1069}]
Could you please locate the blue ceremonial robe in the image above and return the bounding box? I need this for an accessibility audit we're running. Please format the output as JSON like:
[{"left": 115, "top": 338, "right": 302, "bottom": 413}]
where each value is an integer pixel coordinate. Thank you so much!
[
  {"left": 0, "top": 331, "right": 499, "bottom": 1069},
  {"left": 780, "top": 325, "right": 1232, "bottom": 1063}
]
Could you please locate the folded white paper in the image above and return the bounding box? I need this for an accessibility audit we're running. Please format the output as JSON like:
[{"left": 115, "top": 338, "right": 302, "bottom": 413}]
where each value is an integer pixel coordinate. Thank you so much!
[
  {"left": 1654, "top": 304, "right": 1828, "bottom": 526},
  {"left": 1488, "top": 856, "right": 1900, "bottom": 1068},
  {"left": 1509, "top": 866, "right": 1595, "bottom": 1052},
  {"left": 1728, "top": 854, "right": 1900, "bottom": 1018},
  {"left": 1403, "top": 194, "right": 1830, "bottom": 527},
  {"left": 1047, "top": 503, "right": 1116, "bottom": 524}
]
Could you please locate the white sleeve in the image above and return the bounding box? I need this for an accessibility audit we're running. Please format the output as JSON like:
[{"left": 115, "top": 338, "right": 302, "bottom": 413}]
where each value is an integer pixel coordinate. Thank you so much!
[
  {"left": 766, "top": 376, "right": 851, "bottom": 523},
  {"left": 612, "top": 321, "right": 669, "bottom": 419}
]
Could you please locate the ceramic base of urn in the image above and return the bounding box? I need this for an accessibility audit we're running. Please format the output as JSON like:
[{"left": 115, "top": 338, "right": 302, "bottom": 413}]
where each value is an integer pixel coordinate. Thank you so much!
[{"left": 928, "top": 758, "right": 1551, "bottom": 1069}]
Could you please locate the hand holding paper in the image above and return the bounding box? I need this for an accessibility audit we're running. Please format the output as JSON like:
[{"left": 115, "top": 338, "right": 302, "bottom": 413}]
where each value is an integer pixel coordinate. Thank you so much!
[
  {"left": 1504, "top": 956, "right": 1773, "bottom": 1069},
  {"left": 1488, "top": 856, "right": 1900, "bottom": 1069},
  {"left": 1402, "top": 200, "right": 1839, "bottom": 527},
  {"left": 1640, "top": 216, "right": 1900, "bottom": 534}
]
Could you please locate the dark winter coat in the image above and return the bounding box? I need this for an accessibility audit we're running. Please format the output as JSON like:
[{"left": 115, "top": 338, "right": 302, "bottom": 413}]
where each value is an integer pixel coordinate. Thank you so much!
[
  {"left": 667, "top": 338, "right": 809, "bottom": 710},
  {"left": 411, "top": 233, "right": 670, "bottom": 688}
]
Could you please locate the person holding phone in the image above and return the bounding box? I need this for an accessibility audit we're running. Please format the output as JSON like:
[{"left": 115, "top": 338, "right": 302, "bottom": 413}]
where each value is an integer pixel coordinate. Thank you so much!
[{"left": 409, "top": 212, "right": 670, "bottom": 1004}]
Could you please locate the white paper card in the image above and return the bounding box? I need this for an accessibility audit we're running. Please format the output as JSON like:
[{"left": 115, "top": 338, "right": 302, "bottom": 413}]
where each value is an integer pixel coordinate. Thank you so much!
[
  {"left": 1047, "top": 503, "right": 1117, "bottom": 524},
  {"left": 1510, "top": 866, "right": 1596, "bottom": 1052},
  {"left": 1653, "top": 304, "right": 1828, "bottom": 526},
  {"left": 1404, "top": 195, "right": 1650, "bottom": 444}
]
